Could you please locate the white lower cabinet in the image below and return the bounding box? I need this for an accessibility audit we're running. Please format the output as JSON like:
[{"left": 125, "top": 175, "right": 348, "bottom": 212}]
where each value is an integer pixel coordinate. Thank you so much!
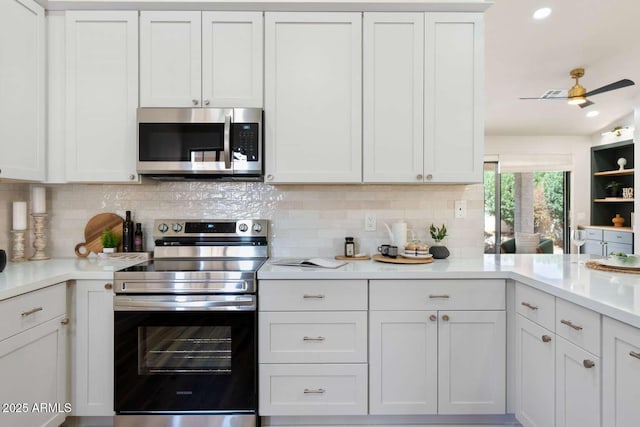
[
  {"left": 0, "top": 283, "right": 68, "bottom": 427},
  {"left": 69, "top": 280, "right": 115, "bottom": 416},
  {"left": 603, "top": 316, "right": 640, "bottom": 426},
  {"left": 369, "top": 280, "right": 506, "bottom": 415}
]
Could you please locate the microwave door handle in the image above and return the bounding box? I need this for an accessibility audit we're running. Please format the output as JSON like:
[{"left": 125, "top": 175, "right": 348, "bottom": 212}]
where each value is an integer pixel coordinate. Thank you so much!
[{"left": 223, "top": 114, "right": 232, "bottom": 169}]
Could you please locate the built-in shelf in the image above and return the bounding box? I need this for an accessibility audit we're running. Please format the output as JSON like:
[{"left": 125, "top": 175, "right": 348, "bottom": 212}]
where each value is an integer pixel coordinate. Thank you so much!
[
  {"left": 594, "top": 198, "right": 635, "bottom": 203},
  {"left": 594, "top": 168, "right": 634, "bottom": 177}
]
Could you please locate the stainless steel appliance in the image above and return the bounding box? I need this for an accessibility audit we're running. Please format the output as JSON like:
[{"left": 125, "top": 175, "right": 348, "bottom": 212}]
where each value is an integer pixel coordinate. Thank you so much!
[
  {"left": 137, "top": 108, "right": 263, "bottom": 180},
  {"left": 113, "top": 219, "right": 268, "bottom": 427}
]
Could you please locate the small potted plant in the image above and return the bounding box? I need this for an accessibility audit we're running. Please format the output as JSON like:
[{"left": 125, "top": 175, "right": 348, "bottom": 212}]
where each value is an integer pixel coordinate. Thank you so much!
[
  {"left": 429, "top": 223, "right": 450, "bottom": 259},
  {"left": 606, "top": 181, "right": 622, "bottom": 198},
  {"left": 100, "top": 228, "right": 121, "bottom": 254}
]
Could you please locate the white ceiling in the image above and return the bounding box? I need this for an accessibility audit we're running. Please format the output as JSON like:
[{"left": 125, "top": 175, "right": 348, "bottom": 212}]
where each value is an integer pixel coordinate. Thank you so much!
[{"left": 484, "top": 0, "right": 640, "bottom": 136}]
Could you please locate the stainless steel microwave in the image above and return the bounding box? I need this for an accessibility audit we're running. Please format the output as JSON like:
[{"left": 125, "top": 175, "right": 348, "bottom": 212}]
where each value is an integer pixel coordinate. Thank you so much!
[{"left": 137, "top": 108, "right": 263, "bottom": 180}]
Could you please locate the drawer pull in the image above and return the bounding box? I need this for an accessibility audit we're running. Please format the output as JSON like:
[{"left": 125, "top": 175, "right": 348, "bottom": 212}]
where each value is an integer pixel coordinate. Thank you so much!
[
  {"left": 521, "top": 301, "right": 539, "bottom": 311},
  {"left": 630, "top": 351, "right": 640, "bottom": 360},
  {"left": 303, "top": 336, "right": 326, "bottom": 342},
  {"left": 429, "top": 294, "right": 450, "bottom": 299},
  {"left": 442, "top": 314, "right": 450, "bottom": 321},
  {"left": 583, "top": 359, "right": 595, "bottom": 369},
  {"left": 303, "top": 294, "right": 325, "bottom": 299},
  {"left": 60, "top": 318, "right": 70, "bottom": 325},
  {"left": 303, "top": 388, "right": 325, "bottom": 394},
  {"left": 560, "top": 319, "right": 583, "bottom": 331},
  {"left": 104, "top": 283, "right": 113, "bottom": 290},
  {"left": 542, "top": 335, "right": 552, "bottom": 343},
  {"left": 429, "top": 314, "right": 437, "bottom": 322},
  {"left": 21, "top": 307, "right": 43, "bottom": 317}
]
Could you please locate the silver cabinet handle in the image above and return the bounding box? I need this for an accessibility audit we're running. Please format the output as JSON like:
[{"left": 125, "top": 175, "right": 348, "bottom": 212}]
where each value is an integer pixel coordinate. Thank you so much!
[
  {"left": 303, "top": 336, "right": 326, "bottom": 342},
  {"left": 560, "top": 319, "right": 583, "bottom": 331},
  {"left": 21, "top": 307, "right": 43, "bottom": 317},
  {"left": 60, "top": 318, "right": 70, "bottom": 325},
  {"left": 223, "top": 114, "right": 232, "bottom": 169},
  {"left": 129, "top": 174, "right": 136, "bottom": 180},
  {"left": 583, "top": 359, "right": 595, "bottom": 369},
  {"left": 192, "top": 99, "right": 199, "bottom": 106},
  {"left": 303, "top": 388, "right": 325, "bottom": 394},
  {"left": 542, "top": 335, "right": 552, "bottom": 343},
  {"left": 426, "top": 174, "right": 433, "bottom": 180},
  {"left": 429, "top": 314, "right": 437, "bottom": 322},
  {"left": 630, "top": 351, "right": 640, "bottom": 360},
  {"left": 303, "top": 294, "right": 325, "bottom": 299},
  {"left": 429, "top": 294, "right": 450, "bottom": 299},
  {"left": 266, "top": 174, "right": 274, "bottom": 181},
  {"left": 416, "top": 174, "right": 423, "bottom": 180},
  {"left": 521, "top": 301, "right": 539, "bottom": 310},
  {"left": 204, "top": 99, "right": 210, "bottom": 106}
]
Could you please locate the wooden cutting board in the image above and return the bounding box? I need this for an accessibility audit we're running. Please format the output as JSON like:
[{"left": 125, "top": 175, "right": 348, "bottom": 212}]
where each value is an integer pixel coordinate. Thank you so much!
[
  {"left": 74, "top": 213, "right": 124, "bottom": 257},
  {"left": 372, "top": 254, "right": 433, "bottom": 264}
]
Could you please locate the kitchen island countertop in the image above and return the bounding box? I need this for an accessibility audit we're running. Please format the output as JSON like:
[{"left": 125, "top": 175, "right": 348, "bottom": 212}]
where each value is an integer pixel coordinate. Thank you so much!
[{"left": 260, "top": 254, "right": 640, "bottom": 328}]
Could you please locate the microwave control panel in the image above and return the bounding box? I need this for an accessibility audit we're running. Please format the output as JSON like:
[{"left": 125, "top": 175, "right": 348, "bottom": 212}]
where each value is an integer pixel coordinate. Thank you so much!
[{"left": 232, "top": 123, "right": 260, "bottom": 162}]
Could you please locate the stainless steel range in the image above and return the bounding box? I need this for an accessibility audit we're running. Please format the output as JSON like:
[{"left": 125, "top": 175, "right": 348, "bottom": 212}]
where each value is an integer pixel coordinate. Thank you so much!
[{"left": 113, "top": 219, "right": 268, "bottom": 427}]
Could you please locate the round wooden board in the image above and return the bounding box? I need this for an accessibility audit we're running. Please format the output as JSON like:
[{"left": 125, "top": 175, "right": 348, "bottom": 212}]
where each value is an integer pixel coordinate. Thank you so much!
[
  {"left": 372, "top": 254, "right": 433, "bottom": 264},
  {"left": 335, "top": 255, "right": 371, "bottom": 261},
  {"left": 74, "top": 213, "right": 124, "bottom": 257}
]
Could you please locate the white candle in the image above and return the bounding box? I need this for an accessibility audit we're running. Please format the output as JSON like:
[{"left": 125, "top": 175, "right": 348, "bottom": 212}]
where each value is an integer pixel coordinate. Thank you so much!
[
  {"left": 31, "top": 186, "right": 46, "bottom": 214},
  {"left": 13, "top": 201, "right": 27, "bottom": 230}
]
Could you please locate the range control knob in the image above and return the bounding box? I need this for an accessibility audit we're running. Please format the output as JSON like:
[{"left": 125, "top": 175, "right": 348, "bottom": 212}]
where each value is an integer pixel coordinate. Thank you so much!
[
  {"left": 157, "top": 223, "right": 169, "bottom": 233},
  {"left": 172, "top": 223, "right": 183, "bottom": 233},
  {"left": 252, "top": 223, "right": 262, "bottom": 233},
  {"left": 238, "top": 223, "right": 249, "bottom": 232}
]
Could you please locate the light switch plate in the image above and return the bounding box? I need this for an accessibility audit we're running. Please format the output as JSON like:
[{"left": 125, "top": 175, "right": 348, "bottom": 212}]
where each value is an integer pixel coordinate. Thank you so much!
[{"left": 365, "top": 213, "right": 377, "bottom": 231}]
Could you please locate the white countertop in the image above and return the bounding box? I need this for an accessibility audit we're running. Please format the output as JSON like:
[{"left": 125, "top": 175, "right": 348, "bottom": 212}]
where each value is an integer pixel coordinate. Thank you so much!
[
  {"left": 0, "top": 258, "right": 144, "bottom": 301},
  {"left": 260, "top": 254, "right": 640, "bottom": 329}
]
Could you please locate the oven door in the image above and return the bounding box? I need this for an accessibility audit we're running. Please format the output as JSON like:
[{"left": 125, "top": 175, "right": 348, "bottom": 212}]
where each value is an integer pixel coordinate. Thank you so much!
[{"left": 114, "top": 295, "right": 256, "bottom": 414}]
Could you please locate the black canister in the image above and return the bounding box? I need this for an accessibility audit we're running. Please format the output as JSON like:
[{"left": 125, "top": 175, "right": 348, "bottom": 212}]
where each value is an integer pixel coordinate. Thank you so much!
[{"left": 0, "top": 249, "right": 6, "bottom": 272}]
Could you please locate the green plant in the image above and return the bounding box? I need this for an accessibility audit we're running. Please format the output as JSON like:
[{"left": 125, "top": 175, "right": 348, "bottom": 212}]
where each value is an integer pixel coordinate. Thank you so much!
[
  {"left": 100, "top": 228, "right": 121, "bottom": 249},
  {"left": 429, "top": 224, "right": 448, "bottom": 242},
  {"left": 606, "top": 180, "right": 622, "bottom": 194}
]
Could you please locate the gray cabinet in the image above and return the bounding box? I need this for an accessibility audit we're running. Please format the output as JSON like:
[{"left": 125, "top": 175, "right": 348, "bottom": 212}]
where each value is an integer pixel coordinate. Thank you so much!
[{"left": 581, "top": 227, "right": 633, "bottom": 256}]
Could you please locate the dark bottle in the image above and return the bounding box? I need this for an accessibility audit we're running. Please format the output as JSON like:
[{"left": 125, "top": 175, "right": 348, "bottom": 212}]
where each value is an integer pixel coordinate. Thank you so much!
[
  {"left": 134, "top": 223, "right": 144, "bottom": 252},
  {"left": 122, "top": 211, "right": 134, "bottom": 252},
  {"left": 344, "top": 237, "right": 355, "bottom": 257}
]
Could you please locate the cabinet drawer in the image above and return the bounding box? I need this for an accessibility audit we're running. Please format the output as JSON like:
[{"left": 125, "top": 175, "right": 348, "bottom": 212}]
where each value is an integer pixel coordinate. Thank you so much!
[
  {"left": 604, "top": 230, "right": 633, "bottom": 246},
  {"left": 556, "top": 299, "right": 601, "bottom": 356},
  {"left": 259, "top": 363, "right": 367, "bottom": 416},
  {"left": 0, "top": 283, "right": 66, "bottom": 340},
  {"left": 369, "top": 280, "right": 505, "bottom": 311},
  {"left": 259, "top": 280, "right": 367, "bottom": 311},
  {"left": 259, "top": 312, "right": 367, "bottom": 363},
  {"left": 515, "top": 283, "right": 555, "bottom": 331},
  {"left": 585, "top": 228, "right": 603, "bottom": 240}
]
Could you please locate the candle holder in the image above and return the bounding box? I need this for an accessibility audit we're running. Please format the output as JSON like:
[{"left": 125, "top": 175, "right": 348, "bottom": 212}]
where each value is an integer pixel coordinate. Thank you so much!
[
  {"left": 29, "top": 213, "right": 50, "bottom": 261},
  {"left": 11, "top": 230, "right": 26, "bottom": 262}
]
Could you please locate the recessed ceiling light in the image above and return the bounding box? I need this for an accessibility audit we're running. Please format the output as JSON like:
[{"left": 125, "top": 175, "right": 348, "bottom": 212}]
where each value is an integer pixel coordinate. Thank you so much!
[
  {"left": 586, "top": 110, "right": 600, "bottom": 118},
  {"left": 533, "top": 7, "right": 552, "bottom": 20}
]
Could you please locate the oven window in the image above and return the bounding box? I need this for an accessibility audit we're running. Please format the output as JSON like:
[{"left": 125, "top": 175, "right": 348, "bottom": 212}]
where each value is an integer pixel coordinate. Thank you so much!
[
  {"left": 138, "top": 123, "right": 225, "bottom": 161},
  {"left": 139, "top": 326, "right": 232, "bottom": 375}
]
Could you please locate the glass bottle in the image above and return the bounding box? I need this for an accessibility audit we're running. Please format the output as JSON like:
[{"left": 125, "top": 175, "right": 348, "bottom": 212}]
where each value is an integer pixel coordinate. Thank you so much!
[
  {"left": 344, "top": 237, "right": 355, "bottom": 257},
  {"left": 122, "top": 211, "right": 134, "bottom": 252},
  {"left": 134, "top": 223, "right": 143, "bottom": 252}
]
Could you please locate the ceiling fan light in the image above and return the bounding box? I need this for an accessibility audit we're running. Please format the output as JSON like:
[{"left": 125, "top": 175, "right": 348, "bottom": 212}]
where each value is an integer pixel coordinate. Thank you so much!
[
  {"left": 568, "top": 97, "right": 587, "bottom": 105},
  {"left": 567, "top": 83, "right": 586, "bottom": 105}
]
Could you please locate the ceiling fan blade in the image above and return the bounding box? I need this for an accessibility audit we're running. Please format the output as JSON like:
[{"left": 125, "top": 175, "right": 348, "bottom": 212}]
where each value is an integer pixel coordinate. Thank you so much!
[
  {"left": 584, "top": 79, "right": 635, "bottom": 97},
  {"left": 519, "top": 97, "right": 567, "bottom": 100},
  {"left": 579, "top": 100, "right": 595, "bottom": 109}
]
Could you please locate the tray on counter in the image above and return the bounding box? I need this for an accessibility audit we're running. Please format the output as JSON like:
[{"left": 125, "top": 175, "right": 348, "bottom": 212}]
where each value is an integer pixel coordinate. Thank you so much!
[{"left": 372, "top": 254, "right": 433, "bottom": 264}]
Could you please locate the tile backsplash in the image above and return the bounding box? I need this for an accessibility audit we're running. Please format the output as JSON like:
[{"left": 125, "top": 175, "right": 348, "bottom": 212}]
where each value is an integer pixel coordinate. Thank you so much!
[{"left": 1, "top": 181, "right": 484, "bottom": 259}]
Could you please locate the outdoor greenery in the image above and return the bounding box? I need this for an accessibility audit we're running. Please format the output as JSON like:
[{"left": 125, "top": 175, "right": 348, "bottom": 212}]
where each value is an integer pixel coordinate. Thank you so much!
[{"left": 484, "top": 171, "right": 565, "bottom": 249}]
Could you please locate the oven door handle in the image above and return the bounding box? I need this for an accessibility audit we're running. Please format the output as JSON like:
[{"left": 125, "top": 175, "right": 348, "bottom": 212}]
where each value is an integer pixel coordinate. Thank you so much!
[
  {"left": 223, "top": 114, "right": 232, "bottom": 169},
  {"left": 113, "top": 295, "right": 256, "bottom": 311}
]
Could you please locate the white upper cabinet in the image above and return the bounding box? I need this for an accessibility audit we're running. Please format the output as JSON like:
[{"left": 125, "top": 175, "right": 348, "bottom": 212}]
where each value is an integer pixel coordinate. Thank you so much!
[
  {"left": 363, "top": 13, "right": 424, "bottom": 183},
  {"left": 424, "top": 13, "right": 484, "bottom": 183},
  {"left": 0, "top": 0, "right": 45, "bottom": 182},
  {"left": 264, "top": 12, "right": 362, "bottom": 183},
  {"left": 140, "top": 11, "right": 263, "bottom": 108},
  {"left": 363, "top": 12, "right": 483, "bottom": 184},
  {"left": 65, "top": 11, "right": 139, "bottom": 182}
]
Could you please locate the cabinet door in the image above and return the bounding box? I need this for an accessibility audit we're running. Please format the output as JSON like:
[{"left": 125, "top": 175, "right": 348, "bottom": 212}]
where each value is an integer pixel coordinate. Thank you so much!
[
  {"left": 363, "top": 13, "right": 424, "bottom": 183},
  {"left": 603, "top": 317, "right": 640, "bottom": 426},
  {"left": 438, "top": 310, "right": 505, "bottom": 414},
  {"left": 424, "top": 13, "right": 484, "bottom": 183},
  {"left": 0, "top": 316, "right": 67, "bottom": 427},
  {"left": 0, "top": 0, "right": 45, "bottom": 181},
  {"left": 604, "top": 242, "right": 633, "bottom": 256},
  {"left": 555, "top": 337, "right": 600, "bottom": 427},
  {"left": 265, "top": 12, "right": 362, "bottom": 183},
  {"left": 71, "top": 281, "right": 114, "bottom": 416},
  {"left": 515, "top": 315, "right": 555, "bottom": 427},
  {"left": 140, "top": 11, "right": 202, "bottom": 107},
  {"left": 582, "top": 239, "right": 604, "bottom": 256},
  {"left": 202, "top": 12, "right": 263, "bottom": 108},
  {"left": 65, "top": 11, "right": 139, "bottom": 182},
  {"left": 369, "top": 310, "right": 437, "bottom": 415}
]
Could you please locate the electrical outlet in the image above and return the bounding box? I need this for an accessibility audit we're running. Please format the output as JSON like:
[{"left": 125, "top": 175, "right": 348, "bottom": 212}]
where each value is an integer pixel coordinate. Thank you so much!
[
  {"left": 454, "top": 200, "right": 467, "bottom": 219},
  {"left": 365, "top": 213, "right": 377, "bottom": 231}
]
